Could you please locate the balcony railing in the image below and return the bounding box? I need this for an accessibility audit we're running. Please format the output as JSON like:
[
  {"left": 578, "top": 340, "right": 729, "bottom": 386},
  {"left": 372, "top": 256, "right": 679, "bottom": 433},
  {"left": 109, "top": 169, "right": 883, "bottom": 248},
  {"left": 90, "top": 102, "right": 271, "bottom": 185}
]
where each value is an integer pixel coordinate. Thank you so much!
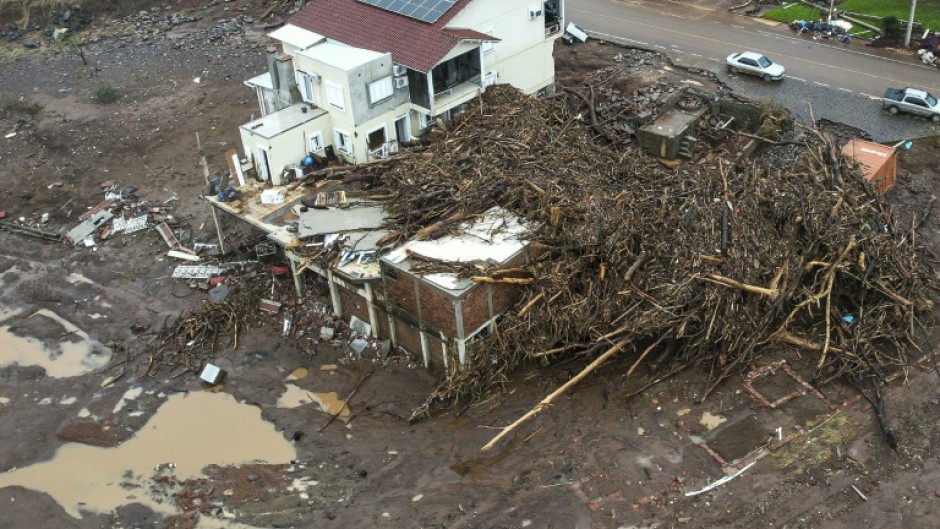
[{"left": 367, "top": 141, "right": 399, "bottom": 161}]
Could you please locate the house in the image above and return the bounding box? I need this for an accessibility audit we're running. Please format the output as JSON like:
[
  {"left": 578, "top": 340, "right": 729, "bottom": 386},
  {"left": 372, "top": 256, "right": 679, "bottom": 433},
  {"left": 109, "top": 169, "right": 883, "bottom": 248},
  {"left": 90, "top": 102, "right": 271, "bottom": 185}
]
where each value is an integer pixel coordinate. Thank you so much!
[
  {"left": 239, "top": 0, "right": 565, "bottom": 182},
  {"left": 202, "top": 181, "right": 532, "bottom": 370}
]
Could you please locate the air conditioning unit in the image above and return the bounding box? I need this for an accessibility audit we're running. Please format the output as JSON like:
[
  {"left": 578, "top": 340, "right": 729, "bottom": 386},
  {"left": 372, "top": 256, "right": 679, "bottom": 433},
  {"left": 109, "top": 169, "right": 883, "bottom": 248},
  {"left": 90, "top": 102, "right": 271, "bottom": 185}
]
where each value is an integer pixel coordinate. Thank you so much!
[
  {"left": 395, "top": 77, "right": 409, "bottom": 89},
  {"left": 528, "top": 6, "right": 542, "bottom": 19},
  {"left": 392, "top": 64, "right": 407, "bottom": 77}
]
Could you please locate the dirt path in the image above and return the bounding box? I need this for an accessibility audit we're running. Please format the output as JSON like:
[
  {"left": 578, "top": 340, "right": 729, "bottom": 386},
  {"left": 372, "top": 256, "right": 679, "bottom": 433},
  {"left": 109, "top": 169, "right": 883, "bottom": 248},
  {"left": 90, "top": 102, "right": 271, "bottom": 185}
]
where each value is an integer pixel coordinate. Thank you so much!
[{"left": 1, "top": 2, "right": 938, "bottom": 529}]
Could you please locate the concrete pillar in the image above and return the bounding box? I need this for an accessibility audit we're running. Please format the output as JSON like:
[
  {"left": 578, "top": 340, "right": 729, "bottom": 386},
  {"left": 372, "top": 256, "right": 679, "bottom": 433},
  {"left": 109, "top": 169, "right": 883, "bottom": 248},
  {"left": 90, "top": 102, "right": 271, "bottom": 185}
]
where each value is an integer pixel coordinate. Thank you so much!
[
  {"left": 454, "top": 298, "right": 465, "bottom": 340},
  {"left": 288, "top": 255, "right": 304, "bottom": 298},
  {"left": 421, "top": 331, "right": 432, "bottom": 369},
  {"left": 427, "top": 71, "right": 435, "bottom": 114},
  {"left": 327, "top": 270, "right": 342, "bottom": 316},
  {"left": 457, "top": 339, "right": 467, "bottom": 366},
  {"left": 364, "top": 283, "right": 379, "bottom": 339}
]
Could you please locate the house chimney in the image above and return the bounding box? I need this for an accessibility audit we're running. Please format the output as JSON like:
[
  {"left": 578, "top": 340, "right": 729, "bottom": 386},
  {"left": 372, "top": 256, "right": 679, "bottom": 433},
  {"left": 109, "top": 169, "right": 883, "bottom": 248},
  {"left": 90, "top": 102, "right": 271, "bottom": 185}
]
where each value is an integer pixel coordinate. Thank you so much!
[
  {"left": 266, "top": 46, "right": 281, "bottom": 92},
  {"left": 275, "top": 54, "right": 301, "bottom": 106}
]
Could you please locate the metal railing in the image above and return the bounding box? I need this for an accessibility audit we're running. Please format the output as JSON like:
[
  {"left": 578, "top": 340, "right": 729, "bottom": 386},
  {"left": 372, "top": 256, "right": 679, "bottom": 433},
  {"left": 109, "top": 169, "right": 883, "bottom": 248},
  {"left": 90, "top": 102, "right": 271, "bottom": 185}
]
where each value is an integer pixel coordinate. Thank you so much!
[{"left": 367, "top": 141, "right": 399, "bottom": 161}]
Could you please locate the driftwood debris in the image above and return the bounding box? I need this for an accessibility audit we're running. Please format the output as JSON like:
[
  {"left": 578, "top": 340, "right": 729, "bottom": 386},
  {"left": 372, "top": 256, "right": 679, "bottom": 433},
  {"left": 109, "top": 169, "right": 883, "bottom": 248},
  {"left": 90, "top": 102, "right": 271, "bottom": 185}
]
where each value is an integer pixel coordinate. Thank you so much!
[{"left": 304, "top": 80, "right": 931, "bottom": 449}]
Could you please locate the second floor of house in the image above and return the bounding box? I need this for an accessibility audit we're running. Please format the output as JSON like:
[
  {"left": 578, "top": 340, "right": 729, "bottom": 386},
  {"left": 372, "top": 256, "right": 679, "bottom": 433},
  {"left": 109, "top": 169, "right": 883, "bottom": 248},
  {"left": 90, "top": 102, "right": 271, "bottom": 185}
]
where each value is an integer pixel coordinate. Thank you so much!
[{"left": 247, "top": 0, "right": 564, "bottom": 126}]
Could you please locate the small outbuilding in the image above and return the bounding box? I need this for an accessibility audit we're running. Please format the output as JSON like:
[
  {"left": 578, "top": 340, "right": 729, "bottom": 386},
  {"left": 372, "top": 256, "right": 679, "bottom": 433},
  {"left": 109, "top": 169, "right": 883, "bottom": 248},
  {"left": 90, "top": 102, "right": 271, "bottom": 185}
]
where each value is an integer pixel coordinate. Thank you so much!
[{"left": 842, "top": 139, "right": 897, "bottom": 195}]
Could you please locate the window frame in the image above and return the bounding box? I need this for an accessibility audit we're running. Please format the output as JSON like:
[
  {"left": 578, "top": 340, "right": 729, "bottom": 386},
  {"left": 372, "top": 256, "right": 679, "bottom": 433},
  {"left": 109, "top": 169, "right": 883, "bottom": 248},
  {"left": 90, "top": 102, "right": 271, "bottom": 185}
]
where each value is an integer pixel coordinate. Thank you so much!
[
  {"left": 296, "top": 71, "right": 317, "bottom": 104},
  {"left": 325, "top": 81, "right": 345, "bottom": 111},
  {"left": 333, "top": 129, "right": 353, "bottom": 154},
  {"left": 367, "top": 76, "right": 394, "bottom": 105},
  {"left": 308, "top": 131, "right": 325, "bottom": 152}
]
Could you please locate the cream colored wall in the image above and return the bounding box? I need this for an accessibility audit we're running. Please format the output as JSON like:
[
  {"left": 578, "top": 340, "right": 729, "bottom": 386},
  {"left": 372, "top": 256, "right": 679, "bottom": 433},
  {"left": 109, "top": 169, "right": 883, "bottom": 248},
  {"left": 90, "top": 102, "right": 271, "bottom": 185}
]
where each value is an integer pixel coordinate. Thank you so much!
[
  {"left": 448, "top": 0, "right": 556, "bottom": 94},
  {"left": 240, "top": 125, "right": 314, "bottom": 182},
  {"left": 292, "top": 54, "right": 354, "bottom": 128},
  {"left": 345, "top": 103, "right": 411, "bottom": 161}
]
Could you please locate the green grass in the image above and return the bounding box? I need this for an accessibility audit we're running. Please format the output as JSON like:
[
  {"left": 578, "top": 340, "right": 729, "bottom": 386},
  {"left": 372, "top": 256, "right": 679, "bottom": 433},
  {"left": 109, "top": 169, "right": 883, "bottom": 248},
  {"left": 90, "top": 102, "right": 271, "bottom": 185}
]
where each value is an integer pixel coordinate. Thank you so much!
[
  {"left": 764, "top": 1, "right": 940, "bottom": 31},
  {"left": 763, "top": 4, "right": 822, "bottom": 24},
  {"left": 838, "top": 0, "right": 940, "bottom": 30},
  {"left": 94, "top": 81, "right": 117, "bottom": 104}
]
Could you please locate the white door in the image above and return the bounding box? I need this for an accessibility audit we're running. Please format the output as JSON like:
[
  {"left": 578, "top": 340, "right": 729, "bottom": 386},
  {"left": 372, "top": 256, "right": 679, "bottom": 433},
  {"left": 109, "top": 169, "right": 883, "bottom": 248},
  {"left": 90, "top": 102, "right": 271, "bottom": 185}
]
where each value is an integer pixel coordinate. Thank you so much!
[
  {"left": 394, "top": 115, "right": 411, "bottom": 143},
  {"left": 256, "top": 147, "right": 271, "bottom": 181}
]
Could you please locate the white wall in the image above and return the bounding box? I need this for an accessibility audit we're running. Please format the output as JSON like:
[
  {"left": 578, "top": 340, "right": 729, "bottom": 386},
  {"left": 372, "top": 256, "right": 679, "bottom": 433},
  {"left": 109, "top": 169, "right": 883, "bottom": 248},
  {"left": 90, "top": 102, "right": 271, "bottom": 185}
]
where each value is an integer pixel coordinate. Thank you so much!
[
  {"left": 240, "top": 122, "right": 325, "bottom": 183},
  {"left": 449, "top": 0, "right": 557, "bottom": 94}
]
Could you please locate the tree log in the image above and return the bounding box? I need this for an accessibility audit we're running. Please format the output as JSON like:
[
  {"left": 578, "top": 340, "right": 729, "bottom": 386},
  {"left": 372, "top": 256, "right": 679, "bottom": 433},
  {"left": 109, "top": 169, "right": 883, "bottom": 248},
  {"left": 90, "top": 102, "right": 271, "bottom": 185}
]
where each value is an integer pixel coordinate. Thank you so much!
[
  {"left": 703, "top": 274, "right": 778, "bottom": 298},
  {"left": 482, "top": 337, "right": 633, "bottom": 451},
  {"left": 472, "top": 276, "right": 535, "bottom": 285}
]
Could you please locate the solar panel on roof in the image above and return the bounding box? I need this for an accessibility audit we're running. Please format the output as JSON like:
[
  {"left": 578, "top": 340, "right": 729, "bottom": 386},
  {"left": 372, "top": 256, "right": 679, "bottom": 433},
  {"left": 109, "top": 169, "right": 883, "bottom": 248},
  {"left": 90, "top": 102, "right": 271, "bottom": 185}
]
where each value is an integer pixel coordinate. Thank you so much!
[{"left": 358, "top": 0, "right": 458, "bottom": 24}]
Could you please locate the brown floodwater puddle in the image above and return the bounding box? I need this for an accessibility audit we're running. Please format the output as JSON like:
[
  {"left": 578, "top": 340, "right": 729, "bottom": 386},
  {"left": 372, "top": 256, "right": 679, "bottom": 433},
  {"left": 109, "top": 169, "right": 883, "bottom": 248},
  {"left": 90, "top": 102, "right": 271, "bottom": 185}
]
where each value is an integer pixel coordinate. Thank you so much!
[
  {"left": 0, "top": 309, "right": 109, "bottom": 377},
  {"left": 0, "top": 391, "right": 296, "bottom": 520},
  {"left": 277, "top": 384, "right": 352, "bottom": 421}
]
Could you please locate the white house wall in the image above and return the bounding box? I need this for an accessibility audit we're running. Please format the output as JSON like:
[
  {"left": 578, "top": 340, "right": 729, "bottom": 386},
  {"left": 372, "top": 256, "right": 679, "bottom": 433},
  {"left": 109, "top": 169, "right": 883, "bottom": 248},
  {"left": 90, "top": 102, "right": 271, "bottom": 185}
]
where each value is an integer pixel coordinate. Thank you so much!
[
  {"left": 240, "top": 113, "right": 333, "bottom": 181},
  {"left": 346, "top": 105, "right": 411, "bottom": 162},
  {"left": 293, "top": 54, "right": 353, "bottom": 124},
  {"left": 448, "top": 0, "right": 558, "bottom": 94}
]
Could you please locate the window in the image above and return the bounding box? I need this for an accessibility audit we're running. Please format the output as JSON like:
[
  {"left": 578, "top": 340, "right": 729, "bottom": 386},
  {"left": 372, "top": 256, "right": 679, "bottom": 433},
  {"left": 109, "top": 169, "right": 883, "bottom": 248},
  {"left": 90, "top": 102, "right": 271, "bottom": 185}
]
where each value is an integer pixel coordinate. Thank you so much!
[
  {"left": 368, "top": 76, "right": 394, "bottom": 104},
  {"left": 418, "top": 113, "right": 431, "bottom": 129},
  {"left": 296, "top": 72, "right": 318, "bottom": 104},
  {"left": 741, "top": 58, "right": 757, "bottom": 67},
  {"left": 756, "top": 56, "right": 772, "bottom": 68},
  {"left": 333, "top": 129, "right": 352, "bottom": 154},
  {"left": 325, "top": 82, "right": 345, "bottom": 110},
  {"left": 907, "top": 97, "right": 928, "bottom": 108},
  {"left": 482, "top": 28, "right": 496, "bottom": 53},
  {"left": 308, "top": 131, "right": 324, "bottom": 152},
  {"left": 366, "top": 126, "right": 387, "bottom": 151}
]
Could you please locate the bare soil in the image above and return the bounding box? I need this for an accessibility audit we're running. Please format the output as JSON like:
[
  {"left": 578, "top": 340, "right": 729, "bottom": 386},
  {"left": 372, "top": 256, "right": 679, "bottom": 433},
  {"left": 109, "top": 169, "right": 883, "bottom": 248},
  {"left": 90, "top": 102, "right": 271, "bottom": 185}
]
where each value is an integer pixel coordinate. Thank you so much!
[{"left": 0, "top": 3, "right": 938, "bottom": 529}]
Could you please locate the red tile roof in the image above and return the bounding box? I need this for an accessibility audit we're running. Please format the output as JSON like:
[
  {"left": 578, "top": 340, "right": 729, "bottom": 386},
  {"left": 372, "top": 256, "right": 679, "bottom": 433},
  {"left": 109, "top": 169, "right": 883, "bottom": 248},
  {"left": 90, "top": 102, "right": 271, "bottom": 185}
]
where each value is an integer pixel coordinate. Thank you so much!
[
  {"left": 442, "top": 28, "right": 499, "bottom": 41},
  {"left": 289, "top": 0, "right": 477, "bottom": 73}
]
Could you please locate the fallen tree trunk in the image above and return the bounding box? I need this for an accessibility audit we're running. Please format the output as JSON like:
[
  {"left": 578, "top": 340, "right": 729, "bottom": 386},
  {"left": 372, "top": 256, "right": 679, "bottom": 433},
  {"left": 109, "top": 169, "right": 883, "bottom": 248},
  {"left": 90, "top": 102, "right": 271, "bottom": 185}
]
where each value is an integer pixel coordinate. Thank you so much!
[{"left": 482, "top": 337, "right": 633, "bottom": 451}]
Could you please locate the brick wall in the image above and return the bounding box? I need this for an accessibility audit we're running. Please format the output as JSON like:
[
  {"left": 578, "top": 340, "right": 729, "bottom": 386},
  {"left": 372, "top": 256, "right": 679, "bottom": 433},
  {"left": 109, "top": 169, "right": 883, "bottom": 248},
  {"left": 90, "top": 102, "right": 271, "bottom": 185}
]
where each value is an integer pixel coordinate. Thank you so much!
[
  {"left": 374, "top": 305, "right": 391, "bottom": 339},
  {"left": 417, "top": 281, "right": 457, "bottom": 336},
  {"left": 382, "top": 262, "right": 458, "bottom": 337},
  {"left": 394, "top": 317, "right": 422, "bottom": 357},
  {"left": 461, "top": 283, "right": 491, "bottom": 336},
  {"left": 381, "top": 262, "right": 419, "bottom": 315},
  {"left": 337, "top": 285, "right": 370, "bottom": 325},
  {"left": 461, "top": 250, "right": 528, "bottom": 336},
  {"left": 426, "top": 333, "right": 446, "bottom": 372}
]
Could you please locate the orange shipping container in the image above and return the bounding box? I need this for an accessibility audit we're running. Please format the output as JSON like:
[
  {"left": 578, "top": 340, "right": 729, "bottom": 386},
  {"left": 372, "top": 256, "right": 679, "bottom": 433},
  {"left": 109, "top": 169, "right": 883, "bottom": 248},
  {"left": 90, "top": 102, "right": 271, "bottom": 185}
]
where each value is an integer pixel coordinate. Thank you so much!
[{"left": 841, "top": 139, "right": 897, "bottom": 195}]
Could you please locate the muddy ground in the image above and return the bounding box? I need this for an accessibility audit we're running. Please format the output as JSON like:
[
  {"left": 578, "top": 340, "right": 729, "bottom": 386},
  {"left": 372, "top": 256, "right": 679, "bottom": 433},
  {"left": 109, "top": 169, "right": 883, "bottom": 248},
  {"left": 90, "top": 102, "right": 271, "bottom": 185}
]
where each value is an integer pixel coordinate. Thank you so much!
[{"left": 1, "top": 1, "right": 939, "bottom": 529}]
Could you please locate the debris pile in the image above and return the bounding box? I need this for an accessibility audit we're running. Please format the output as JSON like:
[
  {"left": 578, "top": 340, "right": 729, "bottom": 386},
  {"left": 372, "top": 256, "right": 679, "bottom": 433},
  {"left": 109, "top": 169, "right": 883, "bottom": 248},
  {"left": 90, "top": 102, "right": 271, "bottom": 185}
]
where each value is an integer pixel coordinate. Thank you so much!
[
  {"left": 355, "top": 85, "right": 932, "bottom": 431},
  {"left": 142, "top": 267, "right": 415, "bottom": 379}
]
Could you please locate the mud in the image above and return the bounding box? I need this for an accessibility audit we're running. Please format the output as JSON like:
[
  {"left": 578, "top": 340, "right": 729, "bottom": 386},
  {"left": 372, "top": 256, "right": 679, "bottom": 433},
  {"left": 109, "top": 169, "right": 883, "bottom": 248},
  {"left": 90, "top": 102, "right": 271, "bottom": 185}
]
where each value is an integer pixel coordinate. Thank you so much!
[{"left": 0, "top": 2, "right": 938, "bottom": 529}]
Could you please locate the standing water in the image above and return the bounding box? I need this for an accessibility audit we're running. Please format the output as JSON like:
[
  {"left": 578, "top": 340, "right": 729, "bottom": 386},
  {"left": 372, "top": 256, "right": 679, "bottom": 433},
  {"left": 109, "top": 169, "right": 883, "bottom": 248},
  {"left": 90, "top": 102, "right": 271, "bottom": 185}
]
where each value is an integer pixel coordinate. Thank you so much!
[{"left": 0, "top": 391, "right": 296, "bottom": 519}]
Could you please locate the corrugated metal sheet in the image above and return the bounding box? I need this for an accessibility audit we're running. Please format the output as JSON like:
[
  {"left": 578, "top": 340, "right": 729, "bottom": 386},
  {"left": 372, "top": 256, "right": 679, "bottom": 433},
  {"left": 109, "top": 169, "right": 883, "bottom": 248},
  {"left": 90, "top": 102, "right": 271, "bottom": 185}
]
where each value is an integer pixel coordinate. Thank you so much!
[{"left": 842, "top": 139, "right": 897, "bottom": 195}]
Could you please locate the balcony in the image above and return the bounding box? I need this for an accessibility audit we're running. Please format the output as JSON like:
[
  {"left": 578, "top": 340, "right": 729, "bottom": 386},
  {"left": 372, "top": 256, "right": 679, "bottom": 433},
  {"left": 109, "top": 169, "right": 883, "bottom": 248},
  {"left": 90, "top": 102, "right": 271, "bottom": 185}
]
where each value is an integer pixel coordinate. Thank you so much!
[{"left": 432, "top": 79, "right": 482, "bottom": 114}]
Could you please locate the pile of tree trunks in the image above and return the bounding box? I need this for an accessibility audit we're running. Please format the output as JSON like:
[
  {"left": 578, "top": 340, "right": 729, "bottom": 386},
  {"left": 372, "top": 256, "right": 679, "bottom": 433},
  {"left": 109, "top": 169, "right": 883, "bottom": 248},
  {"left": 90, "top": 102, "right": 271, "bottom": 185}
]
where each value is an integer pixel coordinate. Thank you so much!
[{"left": 355, "top": 84, "right": 933, "bottom": 445}]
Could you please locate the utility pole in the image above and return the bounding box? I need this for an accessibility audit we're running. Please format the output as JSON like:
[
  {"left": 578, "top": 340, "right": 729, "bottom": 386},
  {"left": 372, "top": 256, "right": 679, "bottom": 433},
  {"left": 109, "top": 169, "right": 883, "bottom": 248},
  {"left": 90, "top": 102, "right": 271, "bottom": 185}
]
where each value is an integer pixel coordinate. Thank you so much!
[
  {"left": 828, "top": 0, "right": 835, "bottom": 24},
  {"left": 905, "top": 0, "right": 918, "bottom": 48}
]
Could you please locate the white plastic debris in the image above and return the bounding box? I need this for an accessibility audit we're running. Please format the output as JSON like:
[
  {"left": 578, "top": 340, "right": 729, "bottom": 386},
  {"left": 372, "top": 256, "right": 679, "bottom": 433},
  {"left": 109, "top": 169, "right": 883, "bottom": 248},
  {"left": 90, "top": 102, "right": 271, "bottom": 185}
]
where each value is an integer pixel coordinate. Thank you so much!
[{"left": 199, "top": 363, "right": 225, "bottom": 384}]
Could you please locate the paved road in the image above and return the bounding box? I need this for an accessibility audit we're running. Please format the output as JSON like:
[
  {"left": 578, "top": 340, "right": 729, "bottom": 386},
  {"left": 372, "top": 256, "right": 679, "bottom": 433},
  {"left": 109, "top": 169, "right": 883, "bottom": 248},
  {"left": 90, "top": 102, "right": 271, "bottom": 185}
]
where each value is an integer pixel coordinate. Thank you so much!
[{"left": 566, "top": 0, "right": 940, "bottom": 141}]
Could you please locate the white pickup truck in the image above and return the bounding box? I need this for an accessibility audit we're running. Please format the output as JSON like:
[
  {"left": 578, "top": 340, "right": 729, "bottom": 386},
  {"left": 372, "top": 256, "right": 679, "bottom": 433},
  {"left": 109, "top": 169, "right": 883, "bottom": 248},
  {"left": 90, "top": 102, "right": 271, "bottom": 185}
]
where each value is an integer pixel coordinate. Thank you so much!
[{"left": 882, "top": 87, "right": 940, "bottom": 122}]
